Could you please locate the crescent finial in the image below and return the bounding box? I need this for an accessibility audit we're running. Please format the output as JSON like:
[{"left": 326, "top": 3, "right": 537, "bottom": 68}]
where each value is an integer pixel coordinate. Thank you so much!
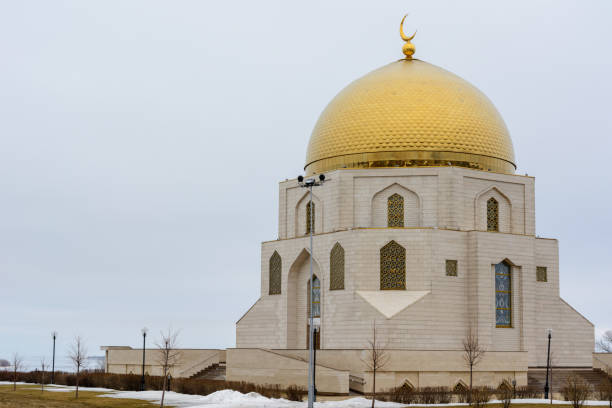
[{"left": 399, "top": 14, "right": 417, "bottom": 59}]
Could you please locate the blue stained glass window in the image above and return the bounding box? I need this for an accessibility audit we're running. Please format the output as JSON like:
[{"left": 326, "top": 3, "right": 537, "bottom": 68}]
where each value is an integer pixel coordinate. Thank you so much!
[
  {"left": 496, "top": 292, "right": 510, "bottom": 308},
  {"left": 495, "top": 261, "right": 511, "bottom": 327},
  {"left": 495, "top": 274, "right": 510, "bottom": 291},
  {"left": 496, "top": 309, "right": 511, "bottom": 326},
  {"left": 308, "top": 276, "right": 321, "bottom": 318}
]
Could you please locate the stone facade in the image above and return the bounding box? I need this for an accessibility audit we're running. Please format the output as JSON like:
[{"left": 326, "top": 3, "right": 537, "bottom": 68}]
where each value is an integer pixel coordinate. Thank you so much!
[
  {"left": 101, "top": 347, "right": 224, "bottom": 378},
  {"left": 234, "top": 166, "right": 594, "bottom": 392}
]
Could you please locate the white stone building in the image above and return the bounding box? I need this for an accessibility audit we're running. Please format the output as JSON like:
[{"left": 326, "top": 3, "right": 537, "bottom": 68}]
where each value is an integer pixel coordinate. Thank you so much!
[
  {"left": 103, "top": 27, "right": 599, "bottom": 395},
  {"left": 227, "top": 33, "right": 595, "bottom": 393}
]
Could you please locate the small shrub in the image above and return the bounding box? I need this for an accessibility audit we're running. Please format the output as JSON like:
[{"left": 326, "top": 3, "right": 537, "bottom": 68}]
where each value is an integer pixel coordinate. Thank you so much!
[
  {"left": 469, "top": 387, "right": 493, "bottom": 408},
  {"left": 561, "top": 375, "right": 591, "bottom": 408},
  {"left": 415, "top": 387, "right": 451, "bottom": 404},
  {"left": 457, "top": 390, "right": 469, "bottom": 403},
  {"left": 285, "top": 385, "right": 306, "bottom": 401},
  {"left": 386, "top": 385, "right": 415, "bottom": 404},
  {"left": 0, "top": 370, "right": 298, "bottom": 399},
  {"left": 515, "top": 386, "right": 542, "bottom": 399},
  {"left": 436, "top": 386, "right": 453, "bottom": 404}
]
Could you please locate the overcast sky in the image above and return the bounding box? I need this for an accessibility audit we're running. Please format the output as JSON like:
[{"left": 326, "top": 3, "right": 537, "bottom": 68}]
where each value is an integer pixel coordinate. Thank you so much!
[{"left": 1, "top": 0, "right": 611, "bottom": 364}]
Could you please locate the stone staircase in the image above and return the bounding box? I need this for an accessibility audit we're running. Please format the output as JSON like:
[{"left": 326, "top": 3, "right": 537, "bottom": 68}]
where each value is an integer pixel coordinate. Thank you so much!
[
  {"left": 528, "top": 367, "right": 610, "bottom": 391},
  {"left": 189, "top": 362, "right": 226, "bottom": 380}
]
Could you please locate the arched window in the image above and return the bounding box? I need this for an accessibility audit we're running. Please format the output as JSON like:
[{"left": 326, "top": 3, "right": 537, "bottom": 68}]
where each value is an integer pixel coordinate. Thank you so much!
[
  {"left": 269, "top": 251, "right": 281, "bottom": 295},
  {"left": 307, "top": 275, "right": 321, "bottom": 318},
  {"left": 387, "top": 193, "right": 404, "bottom": 227},
  {"left": 495, "top": 261, "right": 511, "bottom": 327},
  {"left": 380, "top": 240, "right": 406, "bottom": 290},
  {"left": 330, "top": 243, "right": 345, "bottom": 290},
  {"left": 306, "top": 201, "right": 315, "bottom": 234},
  {"left": 487, "top": 197, "right": 499, "bottom": 231}
]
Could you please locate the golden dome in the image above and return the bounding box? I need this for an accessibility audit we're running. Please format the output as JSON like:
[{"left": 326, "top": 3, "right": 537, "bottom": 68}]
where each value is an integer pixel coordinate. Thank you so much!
[{"left": 305, "top": 59, "right": 516, "bottom": 175}]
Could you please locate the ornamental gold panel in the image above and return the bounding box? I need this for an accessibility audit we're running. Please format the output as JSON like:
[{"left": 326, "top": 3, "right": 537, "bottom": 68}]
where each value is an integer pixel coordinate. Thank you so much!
[
  {"left": 446, "top": 260, "right": 458, "bottom": 277},
  {"left": 380, "top": 240, "right": 406, "bottom": 290},
  {"left": 330, "top": 243, "right": 345, "bottom": 290},
  {"left": 269, "top": 251, "right": 281, "bottom": 295},
  {"left": 306, "top": 201, "right": 315, "bottom": 235},
  {"left": 487, "top": 197, "right": 499, "bottom": 232},
  {"left": 536, "top": 266, "right": 548, "bottom": 282},
  {"left": 387, "top": 193, "right": 404, "bottom": 227}
]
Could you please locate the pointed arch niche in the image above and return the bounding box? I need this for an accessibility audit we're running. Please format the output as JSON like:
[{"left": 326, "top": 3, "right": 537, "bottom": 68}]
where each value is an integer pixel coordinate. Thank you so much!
[
  {"left": 371, "top": 183, "right": 420, "bottom": 228},
  {"left": 286, "top": 249, "right": 322, "bottom": 349},
  {"left": 295, "top": 191, "right": 323, "bottom": 237},
  {"left": 475, "top": 186, "right": 512, "bottom": 233}
]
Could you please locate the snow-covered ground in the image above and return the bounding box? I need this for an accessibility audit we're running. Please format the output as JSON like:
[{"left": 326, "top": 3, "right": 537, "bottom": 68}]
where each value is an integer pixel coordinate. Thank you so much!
[
  {"left": 103, "top": 389, "right": 404, "bottom": 407},
  {"left": 1, "top": 382, "right": 611, "bottom": 407},
  {"left": 102, "top": 391, "right": 612, "bottom": 408}
]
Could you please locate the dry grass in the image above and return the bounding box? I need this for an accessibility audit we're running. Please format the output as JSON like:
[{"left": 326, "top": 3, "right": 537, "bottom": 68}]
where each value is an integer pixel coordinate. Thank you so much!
[{"left": 0, "top": 384, "right": 170, "bottom": 407}]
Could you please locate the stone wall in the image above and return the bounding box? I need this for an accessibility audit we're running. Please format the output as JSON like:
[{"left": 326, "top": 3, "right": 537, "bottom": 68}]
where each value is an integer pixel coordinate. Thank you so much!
[
  {"left": 228, "top": 348, "right": 528, "bottom": 393},
  {"left": 226, "top": 348, "right": 349, "bottom": 393},
  {"left": 102, "top": 347, "right": 224, "bottom": 378}
]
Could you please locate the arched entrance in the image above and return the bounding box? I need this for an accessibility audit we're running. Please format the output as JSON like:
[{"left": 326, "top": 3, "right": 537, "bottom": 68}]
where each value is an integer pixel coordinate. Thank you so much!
[{"left": 287, "top": 249, "right": 322, "bottom": 349}]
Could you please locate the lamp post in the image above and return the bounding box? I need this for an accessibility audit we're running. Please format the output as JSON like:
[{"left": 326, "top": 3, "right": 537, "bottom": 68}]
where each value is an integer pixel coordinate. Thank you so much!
[
  {"left": 544, "top": 328, "right": 552, "bottom": 399},
  {"left": 141, "top": 327, "right": 148, "bottom": 391},
  {"left": 51, "top": 331, "right": 57, "bottom": 384},
  {"left": 298, "top": 173, "right": 326, "bottom": 408},
  {"left": 313, "top": 323, "right": 320, "bottom": 396}
]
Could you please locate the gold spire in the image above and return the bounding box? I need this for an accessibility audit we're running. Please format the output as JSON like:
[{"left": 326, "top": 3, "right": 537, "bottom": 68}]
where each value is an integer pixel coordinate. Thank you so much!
[{"left": 399, "top": 14, "right": 416, "bottom": 59}]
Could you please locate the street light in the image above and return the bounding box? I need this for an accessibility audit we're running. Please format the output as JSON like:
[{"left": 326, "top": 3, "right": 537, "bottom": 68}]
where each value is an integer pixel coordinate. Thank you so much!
[
  {"left": 544, "top": 328, "right": 552, "bottom": 399},
  {"left": 51, "top": 331, "right": 57, "bottom": 384},
  {"left": 141, "top": 327, "right": 148, "bottom": 391},
  {"left": 313, "top": 320, "right": 321, "bottom": 396},
  {"left": 298, "top": 173, "right": 326, "bottom": 408}
]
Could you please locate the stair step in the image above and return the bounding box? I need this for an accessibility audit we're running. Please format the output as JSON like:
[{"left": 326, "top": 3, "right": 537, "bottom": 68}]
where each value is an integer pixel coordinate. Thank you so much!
[
  {"left": 188, "top": 363, "right": 227, "bottom": 380},
  {"left": 528, "top": 368, "right": 610, "bottom": 391}
]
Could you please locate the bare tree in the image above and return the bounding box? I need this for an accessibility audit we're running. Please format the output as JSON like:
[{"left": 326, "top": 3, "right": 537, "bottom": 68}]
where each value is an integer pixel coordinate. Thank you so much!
[
  {"left": 361, "top": 321, "right": 390, "bottom": 408},
  {"left": 463, "top": 327, "right": 486, "bottom": 392},
  {"left": 598, "top": 331, "right": 612, "bottom": 353},
  {"left": 156, "top": 328, "right": 181, "bottom": 408},
  {"left": 11, "top": 353, "right": 24, "bottom": 391},
  {"left": 498, "top": 379, "right": 513, "bottom": 408},
  {"left": 40, "top": 358, "right": 48, "bottom": 392},
  {"left": 561, "top": 375, "right": 591, "bottom": 408},
  {"left": 68, "top": 336, "right": 88, "bottom": 399}
]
